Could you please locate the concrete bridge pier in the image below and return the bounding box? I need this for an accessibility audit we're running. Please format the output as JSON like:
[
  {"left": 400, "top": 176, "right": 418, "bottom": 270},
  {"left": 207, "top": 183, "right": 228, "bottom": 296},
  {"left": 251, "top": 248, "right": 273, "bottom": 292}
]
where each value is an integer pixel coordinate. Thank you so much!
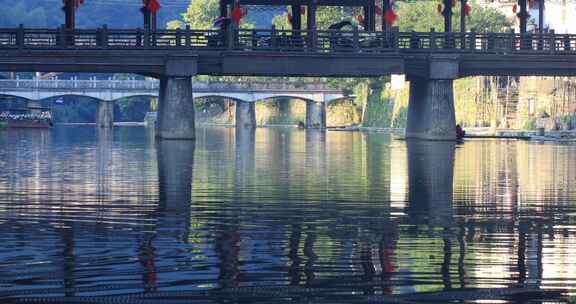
[
  {"left": 96, "top": 101, "right": 114, "bottom": 128},
  {"left": 306, "top": 101, "right": 326, "bottom": 129},
  {"left": 406, "top": 58, "right": 458, "bottom": 140},
  {"left": 157, "top": 76, "right": 195, "bottom": 139},
  {"left": 235, "top": 101, "right": 256, "bottom": 129},
  {"left": 27, "top": 100, "right": 42, "bottom": 114}
]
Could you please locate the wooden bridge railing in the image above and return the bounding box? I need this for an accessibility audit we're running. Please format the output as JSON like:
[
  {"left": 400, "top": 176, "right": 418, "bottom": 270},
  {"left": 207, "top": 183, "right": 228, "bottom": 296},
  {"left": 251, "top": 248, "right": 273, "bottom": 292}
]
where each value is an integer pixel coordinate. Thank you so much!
[{"left": 1, "top": 25, "right": 576, "bottom": 54}]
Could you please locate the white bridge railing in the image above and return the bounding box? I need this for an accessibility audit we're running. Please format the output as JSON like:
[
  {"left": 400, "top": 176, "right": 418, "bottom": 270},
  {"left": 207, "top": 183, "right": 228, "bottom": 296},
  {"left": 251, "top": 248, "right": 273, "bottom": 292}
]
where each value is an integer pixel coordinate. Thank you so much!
[{"left": 0, "top": 79, "right": 340, "bottom": 93}]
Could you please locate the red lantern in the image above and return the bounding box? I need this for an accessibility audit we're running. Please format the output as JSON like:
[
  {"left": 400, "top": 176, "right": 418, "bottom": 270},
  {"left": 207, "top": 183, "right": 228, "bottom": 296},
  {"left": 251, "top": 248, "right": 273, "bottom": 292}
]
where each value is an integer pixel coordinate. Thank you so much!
[
  {"left": 357, "top": 14, "right": 365, "bottom": 24},
  {"left": 512, "top": 4, "right": 518, "bottom": 13},
  {"left": 62, "top": 0, "right": 84, "bottom": 10},
  {"left": 464, "top": 3, "right": 471, "bottom": 16},
  {"left": 231, "top": 6, "right": 244, "bottom": 24},
  {"left": 287, "top": 12, "right": 293, "bottom": 24},
  {"left": 384, "top": 8, "right": 397, "bottom": 25},
  {"left": 147, "top": 0, "right": 160, "bottom": 13}
]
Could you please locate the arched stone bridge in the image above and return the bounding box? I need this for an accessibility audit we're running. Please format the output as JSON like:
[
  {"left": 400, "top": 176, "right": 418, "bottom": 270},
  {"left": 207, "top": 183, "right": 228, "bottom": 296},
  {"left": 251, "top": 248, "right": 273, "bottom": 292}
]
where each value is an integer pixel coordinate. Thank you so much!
[
  {"left": 0, "top": 79, "right": 345, "bottom": 103},
  {"left": 0, "top": 79, "right": 348, "bottom": 129}
]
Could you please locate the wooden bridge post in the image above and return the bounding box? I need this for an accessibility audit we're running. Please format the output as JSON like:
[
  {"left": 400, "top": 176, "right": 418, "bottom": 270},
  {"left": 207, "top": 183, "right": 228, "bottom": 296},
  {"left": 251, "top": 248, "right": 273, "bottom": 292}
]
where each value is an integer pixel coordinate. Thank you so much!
[
  {"left": 363, "top": 5, "right": 370, "bottom": 30},
  {"left": 185, "top": 25, "right": 191, "bottom": 47},
  {"left": 291, "top": 5, "right": 302, "bottom": 32},
  {"left": 353, "top": 26, "right": 360, "bottom": 51},
  {"left": 307, "top": 2, "right": 317, "bottom": 51},
  {"left": 176, "top": 28, "right": 182, "bottom": 47},
  {"left": 518, "top": 0, "right": 532, "bottom": 50},
  {"left": 549, "top": 29, "right": 556, "bottom": 54},
  {"left": 142, "top": 5, "right": 151, "bottom": 32},
  {"left": 271, "top": 25, "right": 277, "bottom": 49},
  {"left": 16, "top": 24, "right": 24, "bottom": 49},
  {"left": 381, "top": 0, "right": 390, "bottom": 32},
  {"left": 63, "top": 0, "right": 75, "bottom": 31},
  {"left": 537, "top": 0, "right": 545, "bottom": 49},
  {"left": 291, "top": 5, "right": 302, "bottom": 48},
  {"left": 468, "top": 29, "right": 476, "bottom": 51},
  {"left": 538, "top": 0, "right": 544, "bottom": 33},
  {"left": 62, "top": 0, "right": 76, "bottom": 46},
  {"left": 518, "top": 0, "right": 529, "bottom": 34},
  {"left": 58, "top": 25, "right": 67, "bottom": 48},
  {"left": 101, "top": 25, "right": 108, "bottom": 48},
  {"left": 227, "top": 22, "right": 235, "bottom": 50},
  {"left": 430, "top": 28, "right": 437, "bottom": 49},
  {"left": 219, "top": 0, "right": 228, "bottom": 18},
  {"left": 459, "top": 0, "right": 467, "bottom": 33},
  {"left": 136, "top": 28, "right": 143, "bottom": 47},
  {"left": 442, "top": 0, "right": 453, "bottom": 33},
  {"left": 144, "top": 28, "right": 150, "bottom": 48}
]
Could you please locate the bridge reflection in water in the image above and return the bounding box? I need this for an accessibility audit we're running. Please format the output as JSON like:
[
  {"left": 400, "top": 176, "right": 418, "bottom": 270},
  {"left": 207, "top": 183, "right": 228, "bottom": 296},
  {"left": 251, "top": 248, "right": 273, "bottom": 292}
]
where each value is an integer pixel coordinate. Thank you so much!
[{"left": 0, "top": 127, "right": 573, "bottom": 302}]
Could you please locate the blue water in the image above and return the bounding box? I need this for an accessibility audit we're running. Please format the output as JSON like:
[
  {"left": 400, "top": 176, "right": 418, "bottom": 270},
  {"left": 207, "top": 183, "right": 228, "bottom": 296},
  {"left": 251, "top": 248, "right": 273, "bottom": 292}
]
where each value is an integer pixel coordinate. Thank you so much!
[{"left": 0, "top": 126, "right": 574, "bottom": 303}]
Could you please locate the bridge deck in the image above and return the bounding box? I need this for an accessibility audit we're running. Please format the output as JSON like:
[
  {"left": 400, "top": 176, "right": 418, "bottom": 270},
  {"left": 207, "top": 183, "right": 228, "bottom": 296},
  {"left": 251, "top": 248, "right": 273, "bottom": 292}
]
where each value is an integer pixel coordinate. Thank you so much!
[
  {"left": 0, "top": 79, "right": 346, "bottom": 102},
  {"left": 1, "top": 28, "right": 576, "bottom": 77}
]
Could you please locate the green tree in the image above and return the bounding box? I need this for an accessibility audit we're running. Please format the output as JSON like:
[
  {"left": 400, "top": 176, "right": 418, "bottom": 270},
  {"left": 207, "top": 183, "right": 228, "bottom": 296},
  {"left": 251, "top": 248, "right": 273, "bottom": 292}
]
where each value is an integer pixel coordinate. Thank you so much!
[
  {"left": 396, "top": 1, "right": 511, "bottom": 32},
  {"left": 181, "top": 0, "right": 221, "bottom": 29},
  {"left": 273, "top": 6, "right": 362, "bottom": 30},
  {"left": 173, "top": 0, "right": 254, "bottom": 29}
]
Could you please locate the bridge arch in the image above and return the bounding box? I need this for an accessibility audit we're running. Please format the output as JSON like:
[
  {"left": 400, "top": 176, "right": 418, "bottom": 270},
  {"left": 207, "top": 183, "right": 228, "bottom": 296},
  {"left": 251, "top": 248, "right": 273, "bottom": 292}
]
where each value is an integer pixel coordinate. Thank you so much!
[
  {"left": 252, "top": 95, "right": 314, "bottom": 104},
  {"left": 323, "top": 96, "right": 355, "bottom": 105},
  {"left": 111, "top": 94, "right": 157, "bottom": 102},
  {"left": 0, "top": 91, "right": 158, "bottom": 102},
  {"left": 193, "top": 95, "right": 248, "bottom": 104},
  {"left": 0, "top": 93, "right": 31, "bottom": 101}
]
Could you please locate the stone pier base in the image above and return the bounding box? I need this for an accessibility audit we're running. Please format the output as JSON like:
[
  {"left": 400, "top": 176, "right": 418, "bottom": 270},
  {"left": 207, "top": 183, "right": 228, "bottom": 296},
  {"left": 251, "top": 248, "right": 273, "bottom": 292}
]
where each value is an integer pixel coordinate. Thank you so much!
[
  {"left": 96, "top": 101, "right": 114, "bottom": 128},
  {"left": 306, "top": 101, "right": 326, "bottom": 129},
  {"left": 157, "top": 76, "right": 195, "bottom": 140},
  {"left": 236, "top": 101, "right": 256, "bottom": 129},
  {"left": 406, "top": 78, "right": 456, "bottom": 140}
]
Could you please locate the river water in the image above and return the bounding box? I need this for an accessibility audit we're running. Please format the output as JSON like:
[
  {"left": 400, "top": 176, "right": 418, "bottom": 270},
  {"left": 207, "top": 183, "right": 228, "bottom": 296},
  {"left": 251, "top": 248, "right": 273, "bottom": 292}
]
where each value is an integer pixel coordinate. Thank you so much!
[{"left": 0, "top": 126, "right": 575, "bottom": 303}]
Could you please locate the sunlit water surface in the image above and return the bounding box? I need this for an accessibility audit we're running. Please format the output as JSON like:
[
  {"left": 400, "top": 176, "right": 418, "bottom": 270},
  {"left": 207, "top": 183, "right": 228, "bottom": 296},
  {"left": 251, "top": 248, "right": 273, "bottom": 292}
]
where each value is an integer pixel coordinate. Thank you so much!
[{"left": 1, "top": 126, "right": 575, "bottom": 303}]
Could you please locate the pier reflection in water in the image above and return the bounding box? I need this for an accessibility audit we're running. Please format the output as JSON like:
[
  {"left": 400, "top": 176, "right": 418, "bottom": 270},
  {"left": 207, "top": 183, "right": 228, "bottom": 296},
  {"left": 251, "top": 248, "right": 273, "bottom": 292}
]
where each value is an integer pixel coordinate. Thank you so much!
[{"left": 0, "top": 127, "right": 575, "bottom": 303}]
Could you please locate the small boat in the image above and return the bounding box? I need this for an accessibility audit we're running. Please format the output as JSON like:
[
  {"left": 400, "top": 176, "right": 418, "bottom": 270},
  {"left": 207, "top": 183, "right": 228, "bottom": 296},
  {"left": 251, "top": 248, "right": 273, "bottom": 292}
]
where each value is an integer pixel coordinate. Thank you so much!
[{"left": 0, "top": 107, "right": 53, "bottom": 129}]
